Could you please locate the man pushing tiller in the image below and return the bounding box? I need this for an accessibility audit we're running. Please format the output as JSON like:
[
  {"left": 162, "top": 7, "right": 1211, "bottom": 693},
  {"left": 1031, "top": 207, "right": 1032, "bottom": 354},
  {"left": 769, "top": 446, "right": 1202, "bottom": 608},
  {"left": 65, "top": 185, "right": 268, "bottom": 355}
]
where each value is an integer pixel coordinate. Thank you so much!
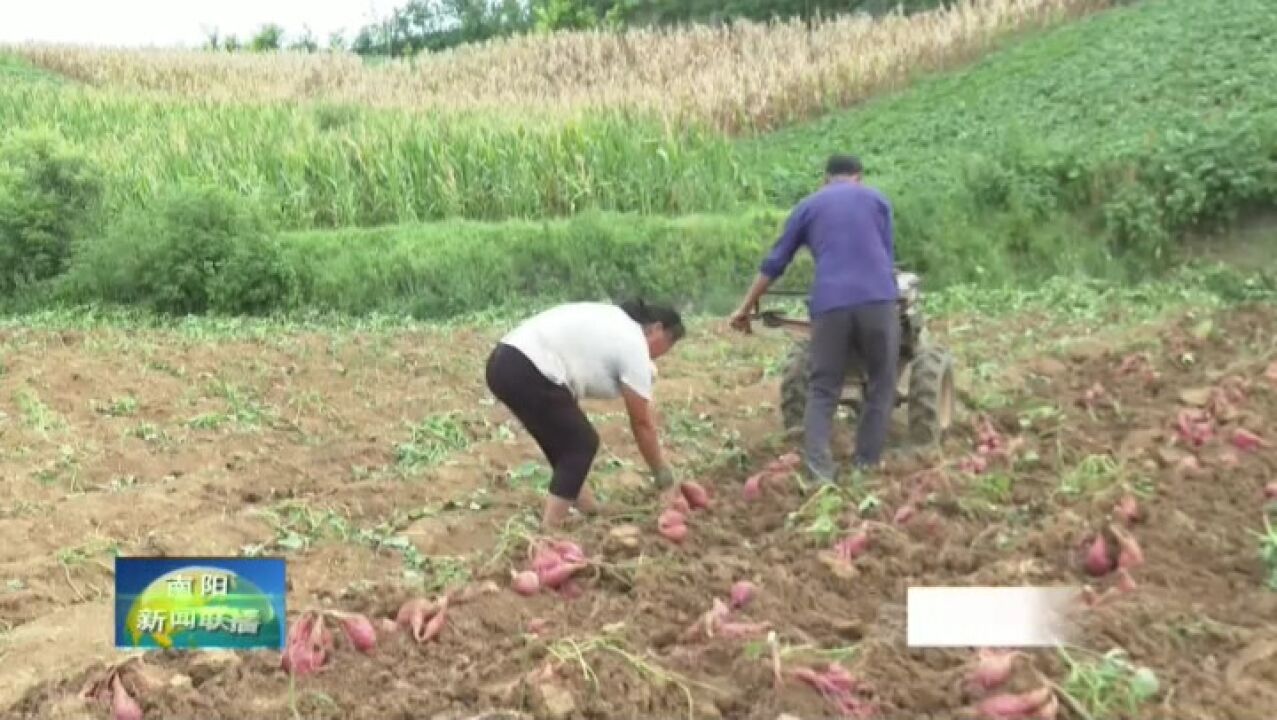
[{"left": 729, "top": 153, "right": 899, "bottom": 483}]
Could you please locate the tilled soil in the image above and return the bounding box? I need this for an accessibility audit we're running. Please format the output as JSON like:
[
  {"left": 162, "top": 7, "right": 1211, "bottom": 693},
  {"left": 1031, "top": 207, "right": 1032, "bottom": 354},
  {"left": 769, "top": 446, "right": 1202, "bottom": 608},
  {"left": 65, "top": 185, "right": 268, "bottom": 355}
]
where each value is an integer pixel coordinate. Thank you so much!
[{"left": 4, "top": 305, "right": 1276, "bottom": 720}]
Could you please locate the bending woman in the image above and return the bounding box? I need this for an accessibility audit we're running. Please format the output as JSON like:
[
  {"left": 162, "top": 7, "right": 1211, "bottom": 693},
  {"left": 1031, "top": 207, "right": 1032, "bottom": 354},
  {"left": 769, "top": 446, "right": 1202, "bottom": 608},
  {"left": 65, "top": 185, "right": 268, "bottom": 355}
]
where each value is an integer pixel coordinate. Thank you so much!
[{"left": 485, "top": 299, "right": 684, "bottom": 528}]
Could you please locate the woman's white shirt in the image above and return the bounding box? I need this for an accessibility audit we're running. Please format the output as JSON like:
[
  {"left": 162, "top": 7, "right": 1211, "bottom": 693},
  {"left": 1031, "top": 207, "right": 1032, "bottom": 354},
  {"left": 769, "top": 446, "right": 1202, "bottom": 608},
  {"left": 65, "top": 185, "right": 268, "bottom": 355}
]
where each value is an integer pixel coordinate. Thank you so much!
[{"left": 500, "top": 302, "right": 654, "bottom": 402}]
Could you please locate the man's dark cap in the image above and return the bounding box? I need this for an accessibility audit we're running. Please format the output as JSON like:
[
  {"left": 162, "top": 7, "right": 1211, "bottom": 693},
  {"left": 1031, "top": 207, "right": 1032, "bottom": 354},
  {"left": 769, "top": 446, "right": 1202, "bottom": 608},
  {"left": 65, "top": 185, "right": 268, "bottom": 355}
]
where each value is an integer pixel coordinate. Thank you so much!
[{"left": 825, "top": 154, "right": 863, "bottom": 176}]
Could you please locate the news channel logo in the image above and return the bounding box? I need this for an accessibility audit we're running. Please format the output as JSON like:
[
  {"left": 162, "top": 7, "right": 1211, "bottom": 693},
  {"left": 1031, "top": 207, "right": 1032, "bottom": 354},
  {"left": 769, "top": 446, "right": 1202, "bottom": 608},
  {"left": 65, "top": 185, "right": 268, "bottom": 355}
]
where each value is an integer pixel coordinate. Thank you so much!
[{"left": 114, "top": 556, "right": 286, "bottom": 650}]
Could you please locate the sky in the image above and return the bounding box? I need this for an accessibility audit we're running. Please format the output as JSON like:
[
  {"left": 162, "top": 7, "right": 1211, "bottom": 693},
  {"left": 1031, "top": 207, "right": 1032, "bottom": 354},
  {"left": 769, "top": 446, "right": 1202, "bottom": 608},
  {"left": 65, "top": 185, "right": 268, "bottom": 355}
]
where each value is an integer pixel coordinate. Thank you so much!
[{"left": 0, "top": 1, "right": 403, "bottom": 48}]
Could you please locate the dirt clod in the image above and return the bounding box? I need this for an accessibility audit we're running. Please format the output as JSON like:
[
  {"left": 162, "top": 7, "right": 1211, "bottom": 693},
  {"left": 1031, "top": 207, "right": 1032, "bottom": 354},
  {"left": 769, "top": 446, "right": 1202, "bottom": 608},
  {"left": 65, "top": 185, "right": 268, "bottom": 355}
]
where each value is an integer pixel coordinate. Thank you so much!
[
  {"left": 185, "top": 652, "right": 241, "bottom": 684},
  {"left": 532, "top": 682, "right": 576, "bottom": 720},
  {"left": 1178, "top": 387, "right": 1212, "bottom": 406},
  {"left": 608, "top": 524, "right": 643, "bottom": 549}
]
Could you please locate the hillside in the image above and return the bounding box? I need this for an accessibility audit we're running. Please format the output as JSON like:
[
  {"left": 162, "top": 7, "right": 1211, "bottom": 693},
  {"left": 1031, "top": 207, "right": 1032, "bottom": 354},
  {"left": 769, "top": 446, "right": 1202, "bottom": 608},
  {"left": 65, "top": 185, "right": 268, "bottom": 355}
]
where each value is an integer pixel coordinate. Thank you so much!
[
  {"left": 0, "top": 0, "right": 1104, "bottom": 235},
  {"left": 1, "top": 0, "right": 1274, "bottom": 321},
  {"left": 158, "top": 0, "right": 1277, "bottom": 317},
  {"left": 741, "top": 0, "right": 1277, "bottom": 283}
]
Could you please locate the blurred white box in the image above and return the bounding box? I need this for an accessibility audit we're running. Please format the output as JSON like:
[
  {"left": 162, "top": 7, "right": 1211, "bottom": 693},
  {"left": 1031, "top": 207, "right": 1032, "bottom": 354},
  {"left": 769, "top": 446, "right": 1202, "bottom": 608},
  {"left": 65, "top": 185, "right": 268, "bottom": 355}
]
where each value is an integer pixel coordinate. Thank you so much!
[{"left": 906, "top": 586, "right": 1080, "bottom": 648}]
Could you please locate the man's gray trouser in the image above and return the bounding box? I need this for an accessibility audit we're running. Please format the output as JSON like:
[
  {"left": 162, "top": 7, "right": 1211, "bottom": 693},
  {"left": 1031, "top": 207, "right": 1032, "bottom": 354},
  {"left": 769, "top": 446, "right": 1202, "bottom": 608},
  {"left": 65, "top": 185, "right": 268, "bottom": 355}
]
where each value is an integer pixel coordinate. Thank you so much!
[{"left": 803, "top": 301, "right": 900, "bottom": 480}]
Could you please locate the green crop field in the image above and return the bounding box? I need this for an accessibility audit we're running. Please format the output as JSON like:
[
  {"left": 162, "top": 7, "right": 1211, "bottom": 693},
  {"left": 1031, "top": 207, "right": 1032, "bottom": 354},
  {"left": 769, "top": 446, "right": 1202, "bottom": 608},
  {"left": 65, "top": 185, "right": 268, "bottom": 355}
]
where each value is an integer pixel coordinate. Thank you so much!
[
  {"left": 0, "top": 88, "right": 741, "bottom": 227},
  {"left": 2, "top": 0, "right": 1093, "bottom": 232},
  {"left": 741, "top": 0, "right": 1277, "bottom": 285}
]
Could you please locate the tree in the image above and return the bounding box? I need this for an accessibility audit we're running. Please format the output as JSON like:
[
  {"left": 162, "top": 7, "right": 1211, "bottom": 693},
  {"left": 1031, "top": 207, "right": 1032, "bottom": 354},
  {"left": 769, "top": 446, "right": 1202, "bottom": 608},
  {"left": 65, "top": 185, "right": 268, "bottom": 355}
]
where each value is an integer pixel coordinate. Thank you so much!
[
  {"left": 531, "top": 0, "right": 601, "bottom": 32},
  {"left": 202, "top": 27, "right": 222, "bottom": 50},
  {"left": 345, "top": 0, "right": 955, "bottom": 57},
  {"left": 248, "top": 23, "right": 285, "bottom": 52},
  {"left": 289, "top": 25, "right": 320, "bottom": 52},
  {"left": 579, "top": 0, "right": 953, "bottom": 28},
  {"left": 351, "top": 0, "right": 537, "bottom": 57}
]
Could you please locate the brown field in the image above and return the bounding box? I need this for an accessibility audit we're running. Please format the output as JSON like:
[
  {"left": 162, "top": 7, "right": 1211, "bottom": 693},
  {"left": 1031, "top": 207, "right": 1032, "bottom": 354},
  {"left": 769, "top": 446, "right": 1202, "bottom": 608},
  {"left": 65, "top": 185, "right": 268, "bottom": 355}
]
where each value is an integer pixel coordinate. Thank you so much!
[
  {"left": 1, "top": 299, "right": 1275, "bottom": 719},
  {"left": 5, "top": 0, "right": 1107, "bottom": 133}
]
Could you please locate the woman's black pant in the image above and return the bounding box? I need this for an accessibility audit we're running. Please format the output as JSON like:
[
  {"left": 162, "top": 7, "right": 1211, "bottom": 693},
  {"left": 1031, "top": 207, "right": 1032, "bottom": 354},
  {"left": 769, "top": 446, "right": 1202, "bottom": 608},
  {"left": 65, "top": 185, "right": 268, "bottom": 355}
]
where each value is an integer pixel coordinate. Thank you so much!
[{"left": 485, "top": 342, "right": 599, "bottom": 501}]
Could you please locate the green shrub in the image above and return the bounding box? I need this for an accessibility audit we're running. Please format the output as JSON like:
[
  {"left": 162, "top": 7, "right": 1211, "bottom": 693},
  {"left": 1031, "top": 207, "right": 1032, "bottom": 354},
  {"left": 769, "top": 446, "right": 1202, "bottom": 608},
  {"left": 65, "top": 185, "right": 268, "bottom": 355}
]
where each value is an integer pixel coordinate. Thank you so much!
[
  {"left": 65, "top": 185, "right": 298, "bottom": 315},
  {"left": 0, "top": 129, "right": 103, "bottom": 295},
  {"left": 1100, "top": 118, "right": 1277, "bottom": 255},
  {"left": 279, "top": 208, "right": 798, "bottom": 319}
]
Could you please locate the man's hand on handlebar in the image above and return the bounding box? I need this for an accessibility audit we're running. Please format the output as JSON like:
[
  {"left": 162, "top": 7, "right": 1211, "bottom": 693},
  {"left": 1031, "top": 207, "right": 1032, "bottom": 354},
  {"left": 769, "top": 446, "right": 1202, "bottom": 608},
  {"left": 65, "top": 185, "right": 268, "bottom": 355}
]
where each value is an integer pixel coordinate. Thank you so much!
[
  {"left": 728, "top": 306, "right": 752, "bottom": 334},
  {"left": 729, "top": 273, "right": 774, "bottom": 334}
]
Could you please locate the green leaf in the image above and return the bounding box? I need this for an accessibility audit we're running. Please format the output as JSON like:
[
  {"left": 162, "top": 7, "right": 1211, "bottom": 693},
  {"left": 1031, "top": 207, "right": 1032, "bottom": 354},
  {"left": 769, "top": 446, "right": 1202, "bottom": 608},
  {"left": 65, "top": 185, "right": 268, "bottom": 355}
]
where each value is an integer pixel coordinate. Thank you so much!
[
  {"left": 382, "top": 535, "right": 412, "bottom": 551},
  {"left": 277, "top": 533, "right": 307, "bottom": 550},
  {"left": 1130, "top": 667, "right": 1160, "bottom": 700}
]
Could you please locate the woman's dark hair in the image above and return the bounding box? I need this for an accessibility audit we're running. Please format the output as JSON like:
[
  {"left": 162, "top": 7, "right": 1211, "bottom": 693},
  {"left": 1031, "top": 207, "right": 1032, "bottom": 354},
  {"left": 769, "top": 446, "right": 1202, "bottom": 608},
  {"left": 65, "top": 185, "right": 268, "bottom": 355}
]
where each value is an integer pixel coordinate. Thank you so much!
[{"left": 619, "top": 298, "right": 685, "bottom": 342}]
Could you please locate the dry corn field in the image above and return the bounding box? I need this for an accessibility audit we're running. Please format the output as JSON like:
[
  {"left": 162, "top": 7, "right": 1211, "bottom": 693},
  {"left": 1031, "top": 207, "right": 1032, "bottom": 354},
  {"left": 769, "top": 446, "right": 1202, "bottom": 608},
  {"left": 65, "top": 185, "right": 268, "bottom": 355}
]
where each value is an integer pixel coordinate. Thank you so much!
[{"left": 6, "top": 0, "right": 1107, "bottom": 133}]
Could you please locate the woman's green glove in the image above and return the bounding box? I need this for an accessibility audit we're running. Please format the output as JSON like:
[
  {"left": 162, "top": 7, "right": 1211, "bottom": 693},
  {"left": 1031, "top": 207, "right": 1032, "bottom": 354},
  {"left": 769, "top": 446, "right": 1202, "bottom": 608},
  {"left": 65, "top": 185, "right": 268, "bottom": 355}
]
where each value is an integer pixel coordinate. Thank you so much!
[{"left": 653, "top": 466, "right": 675, "bottom": 488}]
